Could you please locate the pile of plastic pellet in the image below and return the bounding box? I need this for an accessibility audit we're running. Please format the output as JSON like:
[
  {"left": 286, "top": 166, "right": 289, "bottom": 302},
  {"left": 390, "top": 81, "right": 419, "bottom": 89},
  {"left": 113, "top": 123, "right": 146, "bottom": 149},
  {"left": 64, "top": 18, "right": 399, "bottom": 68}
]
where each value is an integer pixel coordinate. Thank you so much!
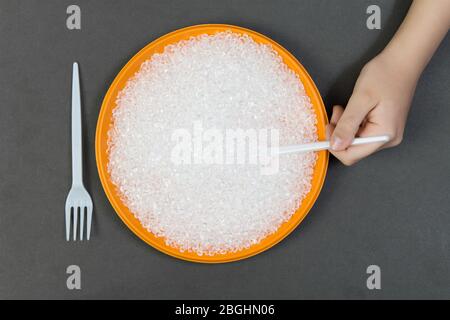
[{"left": 108, "top": 31, "right": 317, "bottom": 256}]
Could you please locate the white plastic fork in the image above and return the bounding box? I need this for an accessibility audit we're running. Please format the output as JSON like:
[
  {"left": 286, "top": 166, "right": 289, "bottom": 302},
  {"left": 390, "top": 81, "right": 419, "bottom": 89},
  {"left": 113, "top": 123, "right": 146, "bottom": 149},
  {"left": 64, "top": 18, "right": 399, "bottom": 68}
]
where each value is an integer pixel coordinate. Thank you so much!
[
  {"left": 65, "top": 62, "right": 93, "bottom": 241},
  {"left": 276, "top": 135, "right": 390, "bottom": 155}
]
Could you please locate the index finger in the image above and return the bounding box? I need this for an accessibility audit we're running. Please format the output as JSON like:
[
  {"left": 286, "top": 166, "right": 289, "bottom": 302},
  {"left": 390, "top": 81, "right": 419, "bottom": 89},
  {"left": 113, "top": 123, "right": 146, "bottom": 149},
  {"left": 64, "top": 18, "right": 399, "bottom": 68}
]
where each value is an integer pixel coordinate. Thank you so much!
[{"left": 330, "top": 139, "right": 387, "bottom": 166}]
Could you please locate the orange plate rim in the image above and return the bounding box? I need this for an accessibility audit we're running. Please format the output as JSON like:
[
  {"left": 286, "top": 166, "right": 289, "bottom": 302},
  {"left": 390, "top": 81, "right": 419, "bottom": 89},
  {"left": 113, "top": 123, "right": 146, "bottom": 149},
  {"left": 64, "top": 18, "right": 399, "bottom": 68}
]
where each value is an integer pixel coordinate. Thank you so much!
[{"left": 95, "top": 24, "right": 329, "bottom": 264}]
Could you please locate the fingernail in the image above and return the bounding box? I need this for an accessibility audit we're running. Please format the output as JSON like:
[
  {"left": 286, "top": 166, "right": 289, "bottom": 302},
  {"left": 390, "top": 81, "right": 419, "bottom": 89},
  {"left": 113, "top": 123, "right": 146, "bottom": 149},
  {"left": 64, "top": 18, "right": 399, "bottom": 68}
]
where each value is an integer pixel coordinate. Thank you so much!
[{"left": 331, "top": 137, "right": 344, "bottom": 151}]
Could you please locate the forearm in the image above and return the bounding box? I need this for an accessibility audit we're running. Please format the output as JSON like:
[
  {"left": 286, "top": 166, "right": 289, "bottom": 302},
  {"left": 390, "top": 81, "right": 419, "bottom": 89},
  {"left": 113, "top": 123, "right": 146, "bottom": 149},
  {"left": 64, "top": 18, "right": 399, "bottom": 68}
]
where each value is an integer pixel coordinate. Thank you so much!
[{"left": 381, "top": 0, "right": 450, "bottom": 79}]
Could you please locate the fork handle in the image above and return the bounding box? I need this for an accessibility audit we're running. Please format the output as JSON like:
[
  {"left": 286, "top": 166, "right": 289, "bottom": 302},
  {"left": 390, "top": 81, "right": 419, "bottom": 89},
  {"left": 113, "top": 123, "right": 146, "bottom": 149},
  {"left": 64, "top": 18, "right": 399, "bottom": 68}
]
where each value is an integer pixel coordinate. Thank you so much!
[{"left": 71, "top": 62, "right": 84, "bottom": 186}]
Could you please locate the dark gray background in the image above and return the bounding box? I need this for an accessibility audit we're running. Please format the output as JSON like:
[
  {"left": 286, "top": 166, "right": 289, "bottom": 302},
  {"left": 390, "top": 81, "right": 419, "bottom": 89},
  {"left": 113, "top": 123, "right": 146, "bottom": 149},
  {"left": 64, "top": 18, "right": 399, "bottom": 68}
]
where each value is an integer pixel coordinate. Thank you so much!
[{"left": 0, "top": 0, "right": 449, "bottom": 299}]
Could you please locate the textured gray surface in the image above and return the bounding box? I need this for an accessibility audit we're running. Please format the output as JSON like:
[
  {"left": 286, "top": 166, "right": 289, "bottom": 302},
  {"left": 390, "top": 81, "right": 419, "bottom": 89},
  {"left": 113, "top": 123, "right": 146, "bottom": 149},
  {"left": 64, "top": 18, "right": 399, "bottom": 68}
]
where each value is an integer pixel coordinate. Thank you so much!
[{"left": 0, "top": 0, "right": 449, "bottom": 299}]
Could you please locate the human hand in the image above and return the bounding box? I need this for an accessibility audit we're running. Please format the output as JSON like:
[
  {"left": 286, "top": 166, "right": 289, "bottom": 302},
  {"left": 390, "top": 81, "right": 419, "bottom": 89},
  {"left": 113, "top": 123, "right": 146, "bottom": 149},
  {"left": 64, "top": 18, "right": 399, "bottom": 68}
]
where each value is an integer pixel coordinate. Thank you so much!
[{"left": 327, "top": 53, "right": 419, "bottom": 165}]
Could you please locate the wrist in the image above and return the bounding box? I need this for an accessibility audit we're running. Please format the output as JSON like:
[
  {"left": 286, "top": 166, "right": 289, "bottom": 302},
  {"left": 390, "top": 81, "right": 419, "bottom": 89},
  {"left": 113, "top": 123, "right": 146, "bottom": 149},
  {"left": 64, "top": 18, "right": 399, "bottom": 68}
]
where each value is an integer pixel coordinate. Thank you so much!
[{"left": 377, "top": 47, "right": 423, "bottom": 82}]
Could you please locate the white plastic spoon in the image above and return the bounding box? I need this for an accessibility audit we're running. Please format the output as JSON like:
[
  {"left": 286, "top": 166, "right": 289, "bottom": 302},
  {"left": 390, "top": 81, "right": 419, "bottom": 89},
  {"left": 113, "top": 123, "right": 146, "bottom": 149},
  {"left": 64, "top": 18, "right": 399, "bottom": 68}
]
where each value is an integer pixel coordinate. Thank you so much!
[{"left": 276, "top": 135, "right": 390, "bottom": 155}]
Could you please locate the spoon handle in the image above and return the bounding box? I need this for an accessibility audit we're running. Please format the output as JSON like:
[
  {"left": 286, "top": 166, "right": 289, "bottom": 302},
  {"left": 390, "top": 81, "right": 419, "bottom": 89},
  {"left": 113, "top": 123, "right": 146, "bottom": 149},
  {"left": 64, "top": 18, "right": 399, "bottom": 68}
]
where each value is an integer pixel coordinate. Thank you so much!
[{"left": 277, "top": 135, "right": 390, "bottom": 155}]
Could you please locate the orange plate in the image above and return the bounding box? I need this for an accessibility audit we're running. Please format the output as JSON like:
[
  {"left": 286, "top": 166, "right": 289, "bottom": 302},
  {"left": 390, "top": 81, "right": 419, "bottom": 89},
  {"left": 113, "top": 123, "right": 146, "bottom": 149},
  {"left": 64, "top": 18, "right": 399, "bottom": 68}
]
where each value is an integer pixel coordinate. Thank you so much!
[{"left": 96, "top": 24, "right": 328, "bottom": 263}]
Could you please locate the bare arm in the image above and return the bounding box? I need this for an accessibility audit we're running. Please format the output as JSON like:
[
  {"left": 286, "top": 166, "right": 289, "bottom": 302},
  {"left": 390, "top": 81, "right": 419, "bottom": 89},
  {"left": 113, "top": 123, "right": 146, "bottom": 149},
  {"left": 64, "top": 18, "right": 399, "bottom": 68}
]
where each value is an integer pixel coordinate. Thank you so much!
[{"left": 384, "top": 0, "right": 450, "bottom": 77}]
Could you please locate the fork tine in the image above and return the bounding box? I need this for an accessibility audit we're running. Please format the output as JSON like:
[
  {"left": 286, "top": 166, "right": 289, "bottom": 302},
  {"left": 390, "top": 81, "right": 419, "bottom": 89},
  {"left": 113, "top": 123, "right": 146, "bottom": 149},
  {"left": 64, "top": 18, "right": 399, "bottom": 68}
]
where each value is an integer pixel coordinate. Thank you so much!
[
  {"left": 73, "top": 206, "right": 78, "bottom": 241},
  {"left": 87, "top": 205, "right": 92, "bottom": 240},
  {"left": 80, "top": 207, "right": 85, "bottom": 241},
  {"left": 65, "top": 205, "right": 72, "bottom": 241}
]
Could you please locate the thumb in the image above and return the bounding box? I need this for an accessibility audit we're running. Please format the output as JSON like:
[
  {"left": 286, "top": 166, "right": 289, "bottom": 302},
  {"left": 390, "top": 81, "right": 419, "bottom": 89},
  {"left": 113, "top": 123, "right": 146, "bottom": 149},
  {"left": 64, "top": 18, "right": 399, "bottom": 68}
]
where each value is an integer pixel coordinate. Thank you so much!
[{"left": 331, "top": 92, "right": 375, "bottom": 151}]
